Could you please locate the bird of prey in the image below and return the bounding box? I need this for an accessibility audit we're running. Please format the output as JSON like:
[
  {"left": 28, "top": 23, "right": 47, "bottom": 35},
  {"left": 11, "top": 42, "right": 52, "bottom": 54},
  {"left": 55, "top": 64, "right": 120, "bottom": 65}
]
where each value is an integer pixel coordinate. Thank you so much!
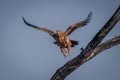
[{"left": 22, "top": 12, "right": 92, "bottom": 57}]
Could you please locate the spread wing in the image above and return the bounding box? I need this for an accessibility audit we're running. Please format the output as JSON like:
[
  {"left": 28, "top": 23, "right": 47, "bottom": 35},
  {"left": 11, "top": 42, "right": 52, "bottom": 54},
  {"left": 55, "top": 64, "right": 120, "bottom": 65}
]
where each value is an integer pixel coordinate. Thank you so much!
[
  {"left": 22, "top": 17, "right": 56, "bottom": 38},
  {"left": 64, "top": 12, "right": 92, "bottom": 36}
]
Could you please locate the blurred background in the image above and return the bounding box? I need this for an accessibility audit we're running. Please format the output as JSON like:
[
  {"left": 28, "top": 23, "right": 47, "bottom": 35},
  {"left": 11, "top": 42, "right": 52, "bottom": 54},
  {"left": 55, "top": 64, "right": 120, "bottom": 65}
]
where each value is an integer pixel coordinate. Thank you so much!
[{"left": 0, "top": 0, "right": 120, "bottom": 80}]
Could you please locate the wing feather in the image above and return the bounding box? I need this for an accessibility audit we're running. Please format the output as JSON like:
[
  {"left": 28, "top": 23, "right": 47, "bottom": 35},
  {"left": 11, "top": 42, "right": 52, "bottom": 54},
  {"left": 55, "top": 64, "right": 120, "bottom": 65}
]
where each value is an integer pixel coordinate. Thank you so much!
[
  {"left": 22, "top": 17, "right": 56, "bottom": 38},
  {"left": 64, "top": 12, "right": 92, "bottom": 36}
]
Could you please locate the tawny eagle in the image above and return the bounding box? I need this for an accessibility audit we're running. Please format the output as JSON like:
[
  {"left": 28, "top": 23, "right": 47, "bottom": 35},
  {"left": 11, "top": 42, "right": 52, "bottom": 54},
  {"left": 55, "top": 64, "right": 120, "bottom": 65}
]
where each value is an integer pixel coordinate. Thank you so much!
[{"left": 22, "top": 12, "right": 92, "bottom": 57}]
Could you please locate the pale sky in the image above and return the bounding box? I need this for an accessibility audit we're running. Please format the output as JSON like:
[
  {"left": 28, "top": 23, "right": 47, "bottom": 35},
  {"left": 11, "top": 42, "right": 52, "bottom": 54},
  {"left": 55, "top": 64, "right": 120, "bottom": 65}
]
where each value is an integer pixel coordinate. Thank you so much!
[{"left": 0, "top": 0, "right": 120, "bottom": 80}]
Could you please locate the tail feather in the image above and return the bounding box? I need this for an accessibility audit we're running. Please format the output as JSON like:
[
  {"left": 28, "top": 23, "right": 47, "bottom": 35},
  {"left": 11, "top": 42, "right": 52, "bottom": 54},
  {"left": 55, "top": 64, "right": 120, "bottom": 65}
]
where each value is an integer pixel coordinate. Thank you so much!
[
  {"left": 70, "top": 40, "right": 79, "bottom": 47},
  {"left": 53, "top": 40, "right": 79, "bottom": 47}
]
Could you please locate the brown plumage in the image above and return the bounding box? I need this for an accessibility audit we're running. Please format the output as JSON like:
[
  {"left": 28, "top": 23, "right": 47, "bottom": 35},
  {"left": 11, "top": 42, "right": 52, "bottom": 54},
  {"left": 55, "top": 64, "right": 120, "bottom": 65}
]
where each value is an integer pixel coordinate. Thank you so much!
[{"left": 22, "top": 12, "right": 92, "bottom": 57}]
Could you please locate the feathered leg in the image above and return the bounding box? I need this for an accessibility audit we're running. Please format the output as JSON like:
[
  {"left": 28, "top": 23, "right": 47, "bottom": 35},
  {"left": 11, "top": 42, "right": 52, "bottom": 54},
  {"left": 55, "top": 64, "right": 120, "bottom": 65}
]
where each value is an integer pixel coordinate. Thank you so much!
[
  {"left": 60, "top": 47, "right": 66, "bottom": 58},
  {"left": 67, "top": 45, "right": 72, "bottom": 55}
]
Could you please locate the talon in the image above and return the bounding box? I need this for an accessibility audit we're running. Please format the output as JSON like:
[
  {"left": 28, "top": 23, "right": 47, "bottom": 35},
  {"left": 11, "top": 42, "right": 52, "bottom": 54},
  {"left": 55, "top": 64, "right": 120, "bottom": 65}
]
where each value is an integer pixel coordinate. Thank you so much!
[{"left": 63, "top": 54, "right": 67, "bottom": 58}]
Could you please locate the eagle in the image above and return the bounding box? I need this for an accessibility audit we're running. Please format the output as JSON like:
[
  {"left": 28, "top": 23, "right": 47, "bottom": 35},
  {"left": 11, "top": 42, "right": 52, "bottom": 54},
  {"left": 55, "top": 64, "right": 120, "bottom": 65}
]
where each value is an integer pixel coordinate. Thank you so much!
[{"left": 22, "top": 12, "right": 92, "bottom": 57}]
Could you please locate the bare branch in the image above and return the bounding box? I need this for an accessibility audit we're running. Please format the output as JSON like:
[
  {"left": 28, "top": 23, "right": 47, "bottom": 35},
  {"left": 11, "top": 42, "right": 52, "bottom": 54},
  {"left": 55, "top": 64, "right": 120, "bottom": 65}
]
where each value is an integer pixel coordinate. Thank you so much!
[
  {"left": 51, "top": 6, "right": 120, "bottom": 80},
  {"left": 86, "top": 35, "right": 120, "bottom": 62}
]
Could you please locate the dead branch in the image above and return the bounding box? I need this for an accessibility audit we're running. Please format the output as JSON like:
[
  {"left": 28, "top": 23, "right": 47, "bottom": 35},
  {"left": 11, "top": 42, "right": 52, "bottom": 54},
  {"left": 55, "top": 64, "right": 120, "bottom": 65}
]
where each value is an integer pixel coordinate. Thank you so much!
[
  {"left": 86, "top": 35, "right": 120, "bottom": 61},
  {"left": 51, "top": 5, "right": 120, "bottom": 80}
]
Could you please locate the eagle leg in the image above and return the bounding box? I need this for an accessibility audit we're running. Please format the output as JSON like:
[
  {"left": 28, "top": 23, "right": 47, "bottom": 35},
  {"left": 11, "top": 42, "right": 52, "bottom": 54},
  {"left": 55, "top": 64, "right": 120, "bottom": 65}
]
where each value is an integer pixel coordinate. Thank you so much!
[
  {"left": 60, "top": 47, "right": 67, "bottom": 58},
  {"left": 67, "top": 45, "right": 72, "bottom": 56}
]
